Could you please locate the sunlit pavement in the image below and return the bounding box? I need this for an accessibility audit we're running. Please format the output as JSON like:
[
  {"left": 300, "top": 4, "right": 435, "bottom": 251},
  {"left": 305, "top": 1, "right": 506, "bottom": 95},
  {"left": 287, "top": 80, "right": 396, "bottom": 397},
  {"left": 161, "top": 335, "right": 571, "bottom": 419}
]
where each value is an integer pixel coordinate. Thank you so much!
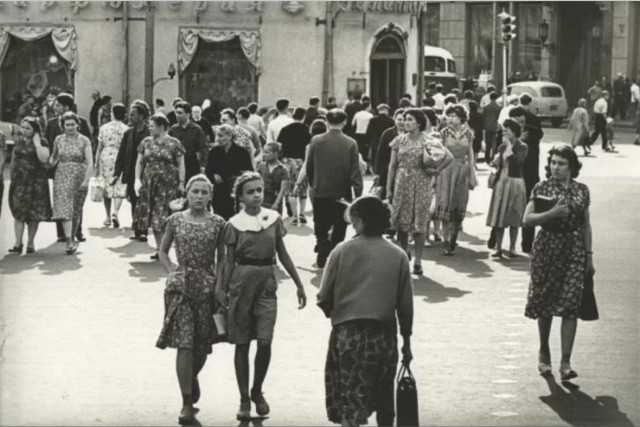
[{"left": 1, "top": 126, "right": 638, "bottom": 426}]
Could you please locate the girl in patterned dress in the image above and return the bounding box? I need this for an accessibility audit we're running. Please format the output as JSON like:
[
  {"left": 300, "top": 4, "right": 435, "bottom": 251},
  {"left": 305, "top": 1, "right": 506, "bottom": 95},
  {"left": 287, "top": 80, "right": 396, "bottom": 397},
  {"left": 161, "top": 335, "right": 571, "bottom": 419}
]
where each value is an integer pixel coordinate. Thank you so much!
[
  {"left": 523, "top": 144, "right": 595, "bottom": 380},
  {"left": 217, "top": 172, "right": 307, "bottom": 421},
  {"left": 133, "top": 114, "right": 186, "bottom": 259},
  {"left": 50, "top": 112, "right": 94, "bottom": 255},
  {"left": 95, "top": 103, "right": 129, "bottom": 228},
  {"left": 8, "top": 118, "right": 52, "bottom": 254},
  {"left": 157, "top": 174, "right": 226, "bottom": 425}
]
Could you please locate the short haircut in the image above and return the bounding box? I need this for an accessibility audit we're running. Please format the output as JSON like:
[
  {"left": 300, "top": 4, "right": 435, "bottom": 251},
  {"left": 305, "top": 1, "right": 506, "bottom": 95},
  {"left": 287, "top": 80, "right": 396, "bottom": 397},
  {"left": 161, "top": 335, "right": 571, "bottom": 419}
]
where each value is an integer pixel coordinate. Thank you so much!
[
  {"left": 545, "top": 144, "right": 582, "bottom": 179},
  {"left": 55, "top": 93, "right": 75, "bottom": 110},
  {"left": 376, "top": 103, "right": 391, "bottom": 113},
  {"left": 61, "top": 111, "right": 80, "bottom": 126},
  {"left": 221, "top": 108, "right": 237, "bottom": 123},
  {"left": 444, "top": 104, "right": 469, "bottom": 123},
  {"left": 601, "top": 90, "right": 609, "bottom": 96},
  {"left": 310, "top": 119, "right": 328, "bottom": 135},
  {"left": 275, "top": 99, "right": 289, "bottom": 112},
  {"left": 404, "top": 108, "right": 428, "bottom": 131},
  {"left": 326, "top": 108, "right": 347, "bottom": 125},
  {"left": 150, "top": 114, "right": 170, "bottom": 130},
  {"left": 427, "top": 82, "right": 437, "bottom": 90},
  {"left": 487, "top": 85, "right": 496, "bottom": 93},
  {"left": 435, "top": 84, "right": 443, "bottom": 92},
  {"left": 293, "top": 107, "right": 306, "bottom": 121},
  {"left": 263, "top": 142, "right": 281, "bottom": 155},
  {"left": 131, "top": 100, "right": 150, "bottom": 118},
  {"left": 402, "top": 93, "right": 412, "bottom": 101},
  {"left": 519, "top": 93, "right": 533, "bottom": 106},
  {"left": 247, "top": 102, "right": 258, "bottom": 114},
  {"left": 236, "top": 107, "right": 250, "bottom": 120},
  {"left": 502, "top": 118, "right": 522, "bottom": 138},
  {"left": 172, "top": 97, "right": 184, "bottom": 107},
  {"left": 464, "top": 90, "right": 474, "bottom": 99},
  {"left": 112, "top": 103, "right": 127, "bottom": 121},
  {"left": 174, "top": 101, "right": 192, "bottom": 115},
  {"left": 155, "top": 98, "right": 165, "bottom": 107},
  {"left": 424, "top": 97, "right": 435, "bottom": 107},
  {"left": 347, "top": 195, "right": 391, "bottom": 237},
  {"left": 508, "top": 106, "right": 527, "bottom": 118},
  {"left": 309, "top": 97, "right": 320, "bottom": 106},
  {"left": 490, "top": 92, "right": 501, "bottom": 101},
  {"left": 362, "top": 95, "right": 371, "bottom": 103},
  {"left": 444, "top": 94, "right": 458, "bottom": 105},
  {"left": 398, "top": 98, "right": 413, "bottom": 108}
]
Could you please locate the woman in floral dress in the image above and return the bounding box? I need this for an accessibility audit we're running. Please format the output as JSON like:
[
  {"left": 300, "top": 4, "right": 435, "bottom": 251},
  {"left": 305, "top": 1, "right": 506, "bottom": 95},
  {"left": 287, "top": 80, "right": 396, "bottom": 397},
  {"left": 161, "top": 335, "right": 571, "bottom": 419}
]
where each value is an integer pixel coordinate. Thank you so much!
[
  {"left": 51, "top": 112, "right": 94, "bottom": 254},
  {"left": 95, "top": 103, "right": 129, "bottom": 228},
  {"left": 133, "top": 114, "right": 185, "bottom": 259},
  {"left": 387, "top": 109, "right": 450, "bottom": 275},
  {"left": 523, "top": 144, "right": 594, "bottom": 380},
  {"left": 8, "top": 118, "right": 52, "bottom": 254},
  {"left": 433, "top": 104, "right": 478, "bottom": 255},
  {"left": 157, "top": 174, "right": 226, "bottom": 425}
]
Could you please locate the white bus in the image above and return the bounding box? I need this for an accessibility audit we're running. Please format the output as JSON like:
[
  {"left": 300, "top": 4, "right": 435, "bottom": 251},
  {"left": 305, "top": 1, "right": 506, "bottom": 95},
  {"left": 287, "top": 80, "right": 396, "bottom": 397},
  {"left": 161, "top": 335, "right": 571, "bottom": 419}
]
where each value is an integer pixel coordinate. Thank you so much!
[{"left": 423, "top": 45, "right": 459, "bottom": 92}]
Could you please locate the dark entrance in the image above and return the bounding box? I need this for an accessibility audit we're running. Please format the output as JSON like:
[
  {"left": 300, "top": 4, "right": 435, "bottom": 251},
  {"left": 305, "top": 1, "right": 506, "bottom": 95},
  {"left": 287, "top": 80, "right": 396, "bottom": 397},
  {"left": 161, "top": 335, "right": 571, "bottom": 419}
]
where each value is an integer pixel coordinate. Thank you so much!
[
  {"left": 370, "top": 32, "right": 406, "bottom": 110},
  {"left": 556, "top": 2, "right": 607, "bottom": 108}
]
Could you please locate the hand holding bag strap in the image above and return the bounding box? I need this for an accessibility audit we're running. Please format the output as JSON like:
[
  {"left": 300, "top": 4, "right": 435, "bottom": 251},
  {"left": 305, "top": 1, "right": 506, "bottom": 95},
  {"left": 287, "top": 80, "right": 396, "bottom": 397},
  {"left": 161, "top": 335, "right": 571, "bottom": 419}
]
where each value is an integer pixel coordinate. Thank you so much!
[{"left": 397, "top": 360, "right": 415, "bottom": 383}]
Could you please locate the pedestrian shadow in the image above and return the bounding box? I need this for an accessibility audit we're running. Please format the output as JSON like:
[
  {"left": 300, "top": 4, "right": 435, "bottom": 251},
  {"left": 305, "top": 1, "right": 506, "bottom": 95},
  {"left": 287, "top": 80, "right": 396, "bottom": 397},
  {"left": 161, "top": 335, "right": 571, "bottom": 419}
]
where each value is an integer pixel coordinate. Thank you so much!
[
  {"left": 87, "top": 226, "right": 129, "bottom": 240},
  {"left": 0, "top": 243, "right": 83, "bottom": 276},
  {"left": 492, "top": 254, "right": 531, "bottom": 273},
  {"left": 412, "top": 274, "right": 471, "bottom": 304},
  {"left": 0, "top": 252, "right": 42, "bottom": 275},
  {"left": 128, "top": 261, "right": 165, "bottom": 283},
  {"left": 457, "top": 230, "right": 486, "bottom": 246},
  {"left": 540, "top": 376, "right": 635, "bottom": 427},
  {"left": 238, "top": 416, "right": 267, "bottom": 426},
  {"left": 285, "top": 224, "right": 314, "bottom": 237},
  {"left": 426, "top": 246, "right": 494, "bottom": 279},
  {"left": 108, "top": 240, "right": 154, "bottom": 259},
  {"left": 38, "top": 250, "right": 83, "bottom": 275},
  {"left": 297, "top": 266, "right": 324, "bottom": 289},
  {"left": 178, "top": 415, "right": 203, "bottom": 427}
]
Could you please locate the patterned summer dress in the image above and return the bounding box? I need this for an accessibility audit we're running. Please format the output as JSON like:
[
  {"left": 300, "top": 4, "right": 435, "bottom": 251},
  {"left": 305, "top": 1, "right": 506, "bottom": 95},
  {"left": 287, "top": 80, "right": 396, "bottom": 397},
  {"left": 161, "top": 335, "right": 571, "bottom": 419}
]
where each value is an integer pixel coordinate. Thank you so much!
[
  {"left": 133, "top": 136, "right": 185, "bottom": 233},
  {"left": 52, "top": 134, "right": 92, "bottom": 221},
  {"left": 0, "top": 132, "right": 5, "bottom": 217},
  {"left": 156, "top": 212, "right": 226, "bottom": 355},
  {"left": 9, "top": 137, "right": 52, "bottom": 222},
  {"left": 525, "top": 180, "right": 590, "bottom": 320},
  {"left": 433, "top": 125, "right": 475, "bottom": 223},
  {"left": 98, "top": 120, "right": 129, "bottom": 198},
  {"left": 390, "top": 133, "right": 434, "bottom": 234}
]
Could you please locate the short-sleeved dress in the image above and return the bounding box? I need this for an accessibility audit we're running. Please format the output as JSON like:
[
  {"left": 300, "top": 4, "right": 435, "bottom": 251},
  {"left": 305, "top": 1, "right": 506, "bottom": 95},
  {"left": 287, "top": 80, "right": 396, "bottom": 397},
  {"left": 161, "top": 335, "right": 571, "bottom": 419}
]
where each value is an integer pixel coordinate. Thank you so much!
[
  {"left": 9, "top": 137, "right": 52, "bottom": 222},
  {"left": 52, "top": 134, "right": 92, "bottom": 221},
  {"left": 133, "top": 136, "right": 185, "bottom": 233},
  {"left": 98, "top": 120, "right": 129, "bottom": 198},
  {"left": 223, "top": 208, "right": 286, "bottom": 345},
  {"left": 256, "top": 161, "right": 290, "bottom": 213},
  {"left": 0, "top": 132, "right": 6, "bottom": 217},
  {"left": 156, "top": 212, "right": 226, "bottom": 355},
  {"left": 390, "top": 133, "right": 434, "bottom": 234},
  {"left": 433, "top": 125, "right": 475, "bottom": 223},
  {"left": 525, "top": 180, "right": 590, "bottom": 320}
]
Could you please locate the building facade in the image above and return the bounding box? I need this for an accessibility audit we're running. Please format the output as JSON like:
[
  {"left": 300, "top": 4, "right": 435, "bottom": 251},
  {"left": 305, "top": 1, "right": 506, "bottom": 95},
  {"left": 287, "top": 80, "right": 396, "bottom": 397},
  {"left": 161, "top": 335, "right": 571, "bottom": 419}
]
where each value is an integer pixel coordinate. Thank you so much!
[
  {"left": 0, "top": 0, "right": 427, "bottom": 123},
  {"left": 425, "top": 1, "right": 640, "bottom": 107}
]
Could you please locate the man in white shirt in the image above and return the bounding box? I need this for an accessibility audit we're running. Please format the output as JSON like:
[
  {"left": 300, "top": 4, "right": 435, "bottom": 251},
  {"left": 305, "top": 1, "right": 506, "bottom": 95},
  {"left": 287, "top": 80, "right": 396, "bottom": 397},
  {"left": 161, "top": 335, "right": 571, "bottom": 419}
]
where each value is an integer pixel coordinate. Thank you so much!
[
  {"left": 247, "top": 102, "right": 266, "bottom": 143},
  {"left": 267, "top": 98, "right": 294, "bottom": 143},
  {"left": 630, "top": 79, "right": 640, "bottom": 121},
  {"left": 591, "top": 91, "right": 610, "bottom": 150},
  {"left": 352, "top": 96, "right": 374, "bottom": 168},
  {"left": 433, "top": 84, "right": 446, "bottom": 113},
  {"left": 480, "top": 85, "right": 496, "bottom": 109},
  {"left": 498, "top": 95, "right": 519, "bottom": 125}
]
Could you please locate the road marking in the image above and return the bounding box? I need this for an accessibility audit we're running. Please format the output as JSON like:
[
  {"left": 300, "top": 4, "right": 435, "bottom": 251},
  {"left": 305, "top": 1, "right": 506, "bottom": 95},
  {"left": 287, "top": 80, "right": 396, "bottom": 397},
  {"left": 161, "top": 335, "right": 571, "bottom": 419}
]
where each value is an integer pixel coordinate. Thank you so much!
[
  {"left": 490, "top": 411, "right": 519, "bottom": 417},
  {"left": 492, "top": 393, "right": 517, "bottom": 399},
  {"left": 492, "top": 379, "right": 518, "bottom": 384},
  {"left": 495, "top": 364, "right": 519, "bottom": 370}
]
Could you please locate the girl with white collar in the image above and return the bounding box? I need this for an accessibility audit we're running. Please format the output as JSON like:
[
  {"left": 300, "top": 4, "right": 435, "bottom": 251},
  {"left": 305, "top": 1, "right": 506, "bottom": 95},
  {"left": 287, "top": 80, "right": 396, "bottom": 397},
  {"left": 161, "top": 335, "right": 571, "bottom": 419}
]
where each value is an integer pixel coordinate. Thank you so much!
[{"left": 217, "top": 171, "right": 307, "bottom": 421}]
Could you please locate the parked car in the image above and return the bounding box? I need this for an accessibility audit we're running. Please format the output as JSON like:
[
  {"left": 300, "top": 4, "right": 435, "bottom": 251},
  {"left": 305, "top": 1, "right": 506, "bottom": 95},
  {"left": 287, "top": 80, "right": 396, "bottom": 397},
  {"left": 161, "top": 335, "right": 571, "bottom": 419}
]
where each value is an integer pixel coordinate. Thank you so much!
[
  {"left": 507, "top": 81, "right": 568, "bottom": 127},
  {"left": 0, "top": 121, "right": 20, "bottom": 160}
]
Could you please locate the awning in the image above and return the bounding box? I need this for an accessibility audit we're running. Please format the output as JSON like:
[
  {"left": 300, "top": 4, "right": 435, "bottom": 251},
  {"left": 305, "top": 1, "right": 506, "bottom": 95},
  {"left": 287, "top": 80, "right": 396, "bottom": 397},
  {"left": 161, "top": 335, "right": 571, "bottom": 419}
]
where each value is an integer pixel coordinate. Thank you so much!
[
  {"left": 0, "top": 25, "right": 78, "bottom": 70},
  {"left": 178, "top": 27, "right": 261, "bottom": 75}
]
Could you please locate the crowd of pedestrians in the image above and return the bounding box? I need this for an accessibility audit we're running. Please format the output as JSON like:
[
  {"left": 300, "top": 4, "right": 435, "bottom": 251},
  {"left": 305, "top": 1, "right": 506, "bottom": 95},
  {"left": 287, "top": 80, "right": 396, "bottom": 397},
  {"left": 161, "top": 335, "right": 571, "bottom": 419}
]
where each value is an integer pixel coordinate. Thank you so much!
[{"left": 0, "top": 83, "right": 601, "bottom": 426}]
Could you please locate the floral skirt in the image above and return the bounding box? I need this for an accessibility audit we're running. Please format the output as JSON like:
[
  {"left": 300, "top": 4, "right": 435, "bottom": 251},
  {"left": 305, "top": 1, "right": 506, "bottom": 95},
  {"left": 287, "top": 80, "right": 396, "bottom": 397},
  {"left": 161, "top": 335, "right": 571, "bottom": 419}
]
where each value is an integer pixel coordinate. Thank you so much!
[
  {"left": 325, "top": 320, "right": 397, "bottom": 425},
  {"left": 282, "top": 157, "right": 308, "bottom": 198}
]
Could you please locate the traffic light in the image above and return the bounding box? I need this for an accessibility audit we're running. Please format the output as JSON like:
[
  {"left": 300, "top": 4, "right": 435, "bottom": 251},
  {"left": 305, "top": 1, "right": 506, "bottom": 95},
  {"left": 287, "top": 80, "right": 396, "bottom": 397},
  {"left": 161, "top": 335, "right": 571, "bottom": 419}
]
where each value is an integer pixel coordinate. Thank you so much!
[{"left": 498, "top": 11, "right": 517, "bottom": 43}]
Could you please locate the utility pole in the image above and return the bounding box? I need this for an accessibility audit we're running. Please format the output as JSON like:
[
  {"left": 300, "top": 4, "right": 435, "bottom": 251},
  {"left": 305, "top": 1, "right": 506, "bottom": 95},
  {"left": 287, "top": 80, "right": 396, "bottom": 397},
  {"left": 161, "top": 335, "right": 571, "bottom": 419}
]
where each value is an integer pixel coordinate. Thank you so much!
[
  {"left": 416, "top": 6, "right": 425, "bottom": 107},
  {"left": 498, "top": 10, "right": 517, "bottom": 106},
  {"left": 144, "top": 3, "right": 155, "bottom": 106},
  {"left": 321, "top": 2, "right": 334, "bottom": 107},
  {"left": 122, "top": 1, "right": 129, "bottom": 106}
]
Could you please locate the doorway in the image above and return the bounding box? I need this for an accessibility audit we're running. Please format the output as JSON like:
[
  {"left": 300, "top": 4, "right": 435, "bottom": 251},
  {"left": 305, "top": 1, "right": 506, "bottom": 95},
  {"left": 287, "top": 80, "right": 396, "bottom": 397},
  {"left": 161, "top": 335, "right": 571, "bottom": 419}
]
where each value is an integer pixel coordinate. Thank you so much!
[{"left": 370, "top": 32, "right": 406, "bottom": 110}]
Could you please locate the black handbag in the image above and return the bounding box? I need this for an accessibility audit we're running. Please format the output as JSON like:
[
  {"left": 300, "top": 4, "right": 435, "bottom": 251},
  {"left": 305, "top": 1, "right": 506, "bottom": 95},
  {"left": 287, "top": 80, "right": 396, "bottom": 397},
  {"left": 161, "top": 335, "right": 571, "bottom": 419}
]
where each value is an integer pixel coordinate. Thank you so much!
[
  {"left": 488, "top": 171, "right": 497, "bottom": 189},
  {"left": 579, "top": 271, "right": 599, "bottom": 321},
  {"left": 396, "top": 361, "right": 419, "bottom": 426}
]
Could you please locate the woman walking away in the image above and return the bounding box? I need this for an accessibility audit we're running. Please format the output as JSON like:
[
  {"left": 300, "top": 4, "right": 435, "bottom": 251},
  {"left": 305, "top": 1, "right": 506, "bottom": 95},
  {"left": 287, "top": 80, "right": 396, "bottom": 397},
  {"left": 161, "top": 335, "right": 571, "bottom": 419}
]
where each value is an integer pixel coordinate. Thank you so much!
[
  {"left": 217, "top": 172, "right": 306, "bottom": 421},
  {"left": 433, "top": 104, "right": 478, "bottom": 255},
  {"left": 486, "top": 118, "right": 528, "bottom": 258},
  {"left": 95, "top": 103, "right": 129, "bottom": 227},
  {"left": 133, "top": 114, "right": 186, "bottom": 260},
  {"left": 567, "top": 99, "right": 591, "bottom": 156},
  {"left": 8, "top": 118, "right": 52, "bottom": 254},
  {"left": 523, "top": 144, "right": 594, "bottom": 380},
  {"left": 50, "top": 112, "right": 93, "bottom": 255},
  {"left": 317, "top": 195, "right": 414, "bottom": 427},
  {"left": 157, "top": 174, "right": 226, "bottom": 425}
]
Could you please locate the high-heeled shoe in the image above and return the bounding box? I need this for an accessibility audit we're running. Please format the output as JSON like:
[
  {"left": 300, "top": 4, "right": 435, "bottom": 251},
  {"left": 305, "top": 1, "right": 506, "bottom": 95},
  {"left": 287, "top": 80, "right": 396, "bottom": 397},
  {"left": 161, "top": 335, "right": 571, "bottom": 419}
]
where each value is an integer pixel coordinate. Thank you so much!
[
  {"left": 491, "top": 250, "right": 503, "bottom": 259},
  {"left": 26, "top": 247, "right": 35, "bottom": 254},
  {"left": 538, "top": 362, "right": 552, "bottom": 376},
  {"left": 560, "top": 363, "right": 578, "bottom": 381},
  {"left": 112, "top": 214, "right": 120, "bottom": 228},
  {"left": 8, "top": 245, "right": 23, "bottom": 254}
]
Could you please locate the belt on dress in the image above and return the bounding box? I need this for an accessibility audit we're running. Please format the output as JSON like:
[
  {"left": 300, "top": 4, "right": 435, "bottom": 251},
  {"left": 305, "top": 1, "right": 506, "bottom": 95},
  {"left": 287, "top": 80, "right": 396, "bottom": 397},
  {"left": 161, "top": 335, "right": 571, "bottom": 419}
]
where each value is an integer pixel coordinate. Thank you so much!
[{"left": 235, "top": 257, "right": 276, "bottom": 266}]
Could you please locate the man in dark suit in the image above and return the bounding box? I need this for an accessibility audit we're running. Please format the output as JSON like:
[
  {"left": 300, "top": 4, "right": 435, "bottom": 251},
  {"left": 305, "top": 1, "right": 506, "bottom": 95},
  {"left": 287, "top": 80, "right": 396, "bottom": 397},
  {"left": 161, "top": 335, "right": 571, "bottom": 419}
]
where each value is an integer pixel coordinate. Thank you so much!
[
  {"left": 366, "top": 103, "right": 395, "bottom": 171},
  {"left": 343, "top": 93, "right": 363, "bottom": 137},
  {"left": 303, "top": 96, "right": 320, "bottom": 126},
  {"left": 519, "top": 94, "right": 543, "bottom": 253},
  {"left": 306, "top": 109, "right": 363, "bottom": 267},
  {"left": 45, "top": 93, "right": 92, "bottom": 243},
  {"left": 482, "top": 92, "right": 502, "bottom": 163}
]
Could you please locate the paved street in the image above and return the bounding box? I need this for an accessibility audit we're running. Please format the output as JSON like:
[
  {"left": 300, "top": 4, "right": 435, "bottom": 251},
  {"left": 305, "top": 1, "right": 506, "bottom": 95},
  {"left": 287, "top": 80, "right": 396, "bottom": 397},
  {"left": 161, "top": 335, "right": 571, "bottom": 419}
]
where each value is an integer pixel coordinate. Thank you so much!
[{"left": 0, "top": 127, "right": 638, "bottom": 426}]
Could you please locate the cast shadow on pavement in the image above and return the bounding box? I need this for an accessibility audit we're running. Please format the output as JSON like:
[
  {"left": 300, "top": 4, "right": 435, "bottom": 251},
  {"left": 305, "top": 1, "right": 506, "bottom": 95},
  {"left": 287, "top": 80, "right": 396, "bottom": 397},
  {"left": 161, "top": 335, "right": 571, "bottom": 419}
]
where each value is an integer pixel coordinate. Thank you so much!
[
  {"left": 0, "top": 243, "right": 82, "bottom": 276},
  {"left": 297, "top": 266, "right": 324, "bottom": 289},
  {"left": 492, "top": 253, "right": 531, "bottom": 273},
  {"left": 412, "top": 274, "right": 471, "bottom": 304},
  {"left": 285, "top": 224, "right": 314, "bottom": 237},
  {"left": 108, "top": 240, "right": 155, "bottom": 259},
  {"left": 87, "top": 226, "right": 130, "bottom": 240},
  {"left": 238, "top": 417, "right": 266, "bottom": 427},
  {"left": 426, "top": 245, "right": 494, "bottom": 279},
  {"left": 540, "top": 376, "right": 635, "bottom": 427},
  {"left": 128, "top": 261, "right": 165, "bottom": 283},
  {"left": 457, "top": 229, "right": 486, "bottom": 246}
]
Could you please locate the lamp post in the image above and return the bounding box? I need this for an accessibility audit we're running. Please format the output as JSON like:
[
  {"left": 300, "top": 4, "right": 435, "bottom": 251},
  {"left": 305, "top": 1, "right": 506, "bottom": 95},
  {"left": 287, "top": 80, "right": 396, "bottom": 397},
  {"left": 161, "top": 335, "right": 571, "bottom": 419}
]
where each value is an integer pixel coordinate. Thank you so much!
[{"left": 153, "top": 63, "right": 176, "bottom": 88}]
